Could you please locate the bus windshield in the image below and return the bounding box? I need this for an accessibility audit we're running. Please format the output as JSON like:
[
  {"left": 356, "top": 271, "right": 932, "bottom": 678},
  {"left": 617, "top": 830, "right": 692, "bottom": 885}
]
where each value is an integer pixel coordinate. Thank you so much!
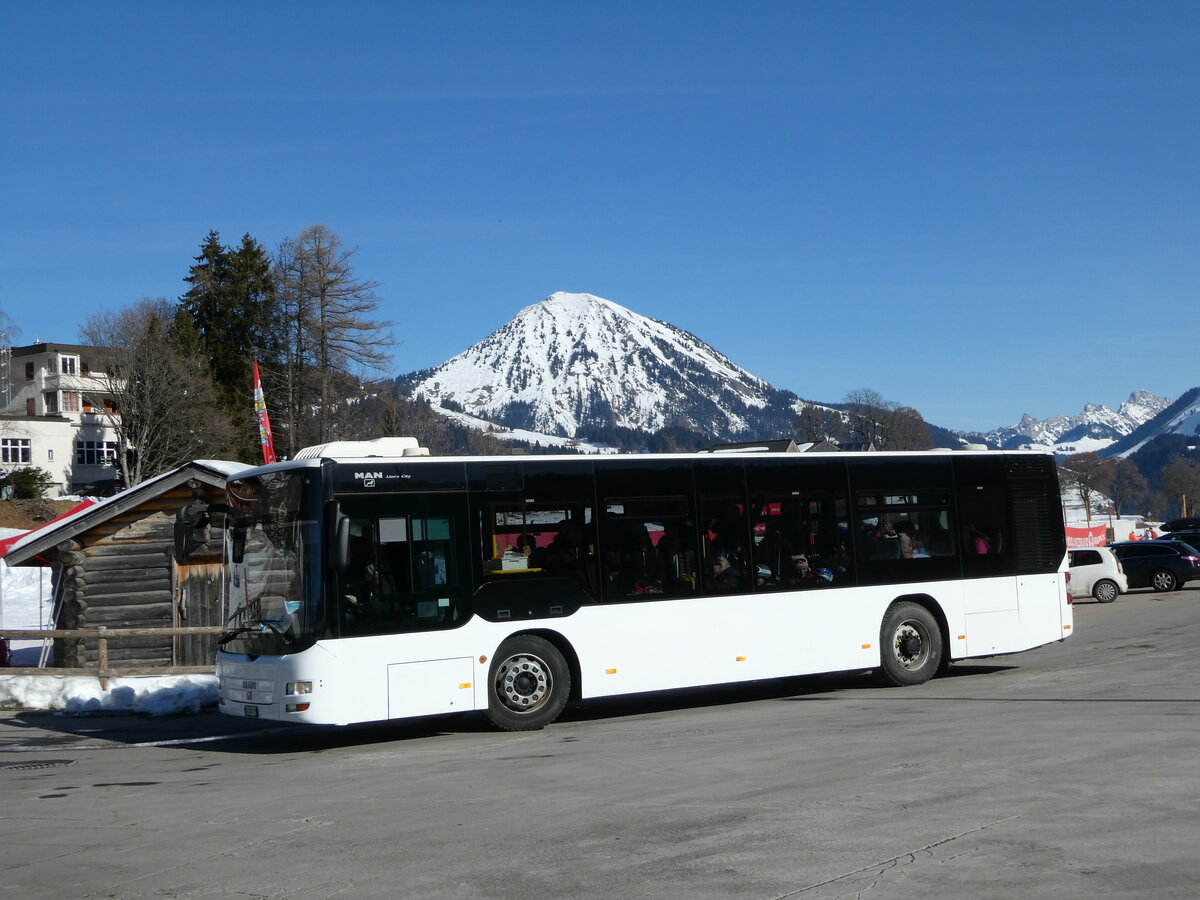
[{"left": 220, "top": 469, "right": 323, "bottom": 656}]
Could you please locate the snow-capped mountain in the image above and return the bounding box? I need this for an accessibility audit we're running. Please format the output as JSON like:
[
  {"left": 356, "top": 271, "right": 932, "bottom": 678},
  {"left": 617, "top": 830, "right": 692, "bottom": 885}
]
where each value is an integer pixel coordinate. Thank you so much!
[
  {"left": 972, "top": 391, "right": 1172, "bottom": 454},
  {"left": 405, "top": 292, "right": 800, "bottom": 440},
  {"left": 1106, "top": 387, "right": 1200, "bottom": 457},
  {"left": 400, "top": 289, "right": 1188, "bottom": 459}
]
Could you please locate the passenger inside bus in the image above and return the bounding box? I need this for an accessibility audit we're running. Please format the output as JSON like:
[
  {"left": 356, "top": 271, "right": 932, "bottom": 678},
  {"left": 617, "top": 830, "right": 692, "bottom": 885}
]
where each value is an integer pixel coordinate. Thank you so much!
[
  {"left": 342, "top": 522, "right": 380, "bottom": 631},
  {"left": 657, "top": 520, "right": 697, "bottom": 593},
  {"left": 619, "top": 523, "right": 664, "bottom": 595},
  {"left": 543, "top": 519, "right": 583, "bottom": 572},
  {"left": 963, "top": 523, "right": 993, "bottom": 555},
  {"left": 707, "top": 554, "right": 743, "bottom": 591},
  {"left": 510, "top": 533, "right": 538, "bottom": 565}
]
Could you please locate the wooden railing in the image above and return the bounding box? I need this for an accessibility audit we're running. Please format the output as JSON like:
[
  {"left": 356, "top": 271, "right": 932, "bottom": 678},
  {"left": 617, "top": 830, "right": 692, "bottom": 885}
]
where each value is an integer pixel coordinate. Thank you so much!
[{"left": 0, "top": 626, "right": 222, "bottom": 688}]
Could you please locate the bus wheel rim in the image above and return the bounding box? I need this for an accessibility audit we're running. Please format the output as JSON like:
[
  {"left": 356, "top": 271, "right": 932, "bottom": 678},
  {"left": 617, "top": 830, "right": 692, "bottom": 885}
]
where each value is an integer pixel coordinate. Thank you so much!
[
  {"left": 893, "top": 622, "right": 927, "bottom": 669},
  {"left": 497, "top": 653, "right": 551, "bottom": 712}
]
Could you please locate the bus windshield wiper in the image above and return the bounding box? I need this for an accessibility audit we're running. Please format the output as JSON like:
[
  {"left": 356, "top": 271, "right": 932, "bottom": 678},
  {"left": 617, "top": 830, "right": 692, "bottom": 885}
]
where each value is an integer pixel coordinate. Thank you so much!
[
  {"left": 218, "top": 625, "right": 253, "bottom": 646},
  {"left": 218, "top": 620, "right": 295, "bottom": 648},
  {"left": 257, "top": 618, "right": 297, "bottom": 647}
]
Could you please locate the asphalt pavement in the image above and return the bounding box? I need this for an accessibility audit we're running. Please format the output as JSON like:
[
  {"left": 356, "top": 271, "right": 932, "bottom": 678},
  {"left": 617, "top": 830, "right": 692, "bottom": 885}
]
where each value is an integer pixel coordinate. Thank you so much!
[{"left": 1, "top": 585, "right": 1197, "bottom": 899}]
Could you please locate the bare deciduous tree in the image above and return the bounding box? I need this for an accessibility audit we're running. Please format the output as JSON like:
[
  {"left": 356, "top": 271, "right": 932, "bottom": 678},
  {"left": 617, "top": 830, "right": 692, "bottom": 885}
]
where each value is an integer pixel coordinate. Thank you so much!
[
  {"left": 792, "top": 403, "right": 845, "bottom": 444},
  {"left": 272, "top": 225, "right": 395, "bottom": 454},
  {"left": 841, "top": 389, "right": 932, "bottom": 450},
  {"left": 83, "top": 299, "right": 235, "bottom": 486},
  {"left": 1107, "top": 457, "right": 1147, "bottom": 518},
  {"left": 1162, "top": 458, "right": 1200, "bottom": 518},
  {"left": 1061, "top": 452, "right": 1113, "bottom": 525},
  {"left": 842, "top": 388, "right": 888, "bottom": 449},
  {"left": 884, "top": 405, "right": 934, "bottom": 451}
]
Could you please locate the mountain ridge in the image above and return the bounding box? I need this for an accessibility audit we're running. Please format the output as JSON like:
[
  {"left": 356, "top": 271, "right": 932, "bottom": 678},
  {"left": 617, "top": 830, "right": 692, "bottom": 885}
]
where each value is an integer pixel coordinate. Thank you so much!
[
  {"left": 398, "top": 291, "right": 1191, "bottom": 455},
  {"left": 404, "top": 291, "right": 803, "bottom": 442},
  {"left": 965, "top": 390, "right": 1173, "bottom": 455}
]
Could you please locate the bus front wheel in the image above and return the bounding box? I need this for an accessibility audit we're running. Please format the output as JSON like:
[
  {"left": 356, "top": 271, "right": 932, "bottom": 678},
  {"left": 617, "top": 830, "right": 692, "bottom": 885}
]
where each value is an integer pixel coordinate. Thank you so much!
[
  {"left": 877, "top": 602, "right": 943, "bottom": 686},
  {"left": 486, "top": 635, "right": 571, "bottom": 731}
]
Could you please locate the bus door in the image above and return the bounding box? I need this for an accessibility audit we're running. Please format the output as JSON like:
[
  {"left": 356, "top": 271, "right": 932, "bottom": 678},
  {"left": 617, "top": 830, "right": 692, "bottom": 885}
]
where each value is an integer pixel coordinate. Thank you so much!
[{"left": 336, "top": 494, "right": 472, "bottom": 637}]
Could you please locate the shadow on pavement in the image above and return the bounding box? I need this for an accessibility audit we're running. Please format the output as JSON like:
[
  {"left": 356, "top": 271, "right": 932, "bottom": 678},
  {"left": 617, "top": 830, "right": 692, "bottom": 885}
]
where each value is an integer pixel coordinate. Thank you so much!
[{"left": 0, "top": 662, "right": 1021, "bottom": 755}]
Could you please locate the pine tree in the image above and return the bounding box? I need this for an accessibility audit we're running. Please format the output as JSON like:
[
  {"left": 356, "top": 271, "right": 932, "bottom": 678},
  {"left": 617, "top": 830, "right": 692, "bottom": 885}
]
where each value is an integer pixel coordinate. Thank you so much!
[{"left": 174, "top": 231, "right": 279, "bottom": 457}]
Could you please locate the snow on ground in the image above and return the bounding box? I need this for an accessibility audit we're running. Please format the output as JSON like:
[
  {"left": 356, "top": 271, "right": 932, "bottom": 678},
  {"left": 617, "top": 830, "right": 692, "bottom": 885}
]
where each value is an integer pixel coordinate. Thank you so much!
[
  {"left": 2, "top": 533, "right": 217, "bottom": 715},
  {"left": 1, "top": 537, "right": 57, "bottom": 667},
  {"left": 433, "top": 406, "right": 619, "bottom": 453},
  {"left": 0, "top": 673, "right": 218, "bottom": 715}
]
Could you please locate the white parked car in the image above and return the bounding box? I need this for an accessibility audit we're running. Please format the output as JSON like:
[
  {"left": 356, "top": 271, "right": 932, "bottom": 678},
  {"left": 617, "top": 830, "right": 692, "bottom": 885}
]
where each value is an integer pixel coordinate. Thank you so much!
[{"left": 1067, "top": 547, "right": 1128, "bottom": 603}]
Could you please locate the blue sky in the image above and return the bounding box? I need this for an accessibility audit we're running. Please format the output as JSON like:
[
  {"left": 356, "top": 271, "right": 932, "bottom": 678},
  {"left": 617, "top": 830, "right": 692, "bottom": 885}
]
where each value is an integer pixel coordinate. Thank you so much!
[{"left": 1, "top": 1, "right": 1196, "bottom": 432}]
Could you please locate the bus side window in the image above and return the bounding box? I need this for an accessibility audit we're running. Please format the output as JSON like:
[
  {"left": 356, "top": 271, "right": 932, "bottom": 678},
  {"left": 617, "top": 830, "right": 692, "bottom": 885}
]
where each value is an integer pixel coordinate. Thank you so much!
[
  {"left": 340, "top": 520, "right": 379, "bottom": 635},
  {"left": 340, "top": 511, "right": 466, "bottom": 635},
  {"left": 752, "top": 494, "right": 844, "bottom": 589},
  {"left": 694, "top": 459, "right": 751, "bottom": 595},
  {"left": 378, "top": 517, "right": 412, "bottom": 595},
  {"left": 413, "top": 517, "right": 452, "bottom": 590},
  {"left": 597, "top": 507, "right": 696, "bottom": 600},
  {"left": 954, "top": 457, "right": 1014, "bottom": 576},
  {"left": 477, "top": 460, "right": 598, "bottom": 601},
  {"left": 744, "top": 458, "right": 852, "bottom": 590}
]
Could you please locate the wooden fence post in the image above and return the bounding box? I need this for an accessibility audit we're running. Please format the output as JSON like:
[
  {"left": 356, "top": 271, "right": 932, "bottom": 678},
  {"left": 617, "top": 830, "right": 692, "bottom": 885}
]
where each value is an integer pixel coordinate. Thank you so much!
[
  {"left": 97, "top": 625, "right": 109, "bottom": 690},
  {"left": 0, "top": 625, "right": 223, "bottom": 680}
]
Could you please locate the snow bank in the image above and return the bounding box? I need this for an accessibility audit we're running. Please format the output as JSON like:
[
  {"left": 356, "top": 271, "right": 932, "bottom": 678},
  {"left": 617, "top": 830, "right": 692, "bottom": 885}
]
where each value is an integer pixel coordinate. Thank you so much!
[
  {"left": 0, "top": 673, "right": 218, "bottom": 715},
  {"left": 1, "top": 540, "right": 55, "bottom": 630},
  {"left": 1, "top": 550, "right": 58, "bottom": 665},
  {"left": 4, "top": 531, "right": 219, "bottom": 717}
]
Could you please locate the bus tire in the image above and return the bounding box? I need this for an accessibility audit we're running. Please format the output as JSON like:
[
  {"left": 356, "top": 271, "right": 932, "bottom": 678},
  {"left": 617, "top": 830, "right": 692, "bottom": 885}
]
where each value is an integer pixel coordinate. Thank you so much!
[
  {"left": 877, "top": 601, "right": 942, "bottom": 687},
  {"left": 486, "top": 635, "right": 571, "bottom": 731},
  {"left": 1092, "top": 578, "right": 1119, "bottom": 603}
]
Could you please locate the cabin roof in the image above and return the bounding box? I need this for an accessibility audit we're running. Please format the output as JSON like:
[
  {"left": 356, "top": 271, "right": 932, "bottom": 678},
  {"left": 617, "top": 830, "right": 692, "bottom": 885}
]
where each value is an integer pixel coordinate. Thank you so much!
[{"left": 3, "top": 459, "right": 244, "bottom": 567}]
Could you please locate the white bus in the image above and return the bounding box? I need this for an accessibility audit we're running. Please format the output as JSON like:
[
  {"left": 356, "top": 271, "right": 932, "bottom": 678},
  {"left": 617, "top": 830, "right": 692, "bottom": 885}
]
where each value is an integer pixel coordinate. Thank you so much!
[{"left": 189, "top": 441, "right": 1072, "bottom": 730}]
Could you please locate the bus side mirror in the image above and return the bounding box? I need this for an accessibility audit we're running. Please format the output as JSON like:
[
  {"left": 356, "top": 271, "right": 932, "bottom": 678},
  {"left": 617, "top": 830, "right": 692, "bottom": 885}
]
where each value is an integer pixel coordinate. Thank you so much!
[
  {"left": 231, "top": 525, "right": 247, "bottom": 564},
  {"left": 174, "top": 501, "right": 208, "bottom": 564},
  {"left": 334, "top": 515, "right": 351, "bottom": 573}
]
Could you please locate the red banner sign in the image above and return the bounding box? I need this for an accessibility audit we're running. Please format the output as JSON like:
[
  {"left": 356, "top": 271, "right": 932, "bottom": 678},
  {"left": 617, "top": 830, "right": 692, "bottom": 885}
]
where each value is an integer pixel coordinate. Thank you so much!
[{"left": 1065, "top": 524, "right": 1107, "bottom": 547}]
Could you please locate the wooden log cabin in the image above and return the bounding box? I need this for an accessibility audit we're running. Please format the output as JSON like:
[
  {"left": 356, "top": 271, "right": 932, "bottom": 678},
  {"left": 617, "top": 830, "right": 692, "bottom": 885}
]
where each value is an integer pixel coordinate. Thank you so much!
[{"left": 4, "top": 460, "right": 245, "bottom": 669}]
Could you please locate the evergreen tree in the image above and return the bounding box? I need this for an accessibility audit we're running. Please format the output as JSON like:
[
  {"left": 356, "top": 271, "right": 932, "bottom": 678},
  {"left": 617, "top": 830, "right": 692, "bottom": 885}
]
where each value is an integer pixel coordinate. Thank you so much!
[{"left": 175, "top": 231, "right": 279, "bottom": 457}]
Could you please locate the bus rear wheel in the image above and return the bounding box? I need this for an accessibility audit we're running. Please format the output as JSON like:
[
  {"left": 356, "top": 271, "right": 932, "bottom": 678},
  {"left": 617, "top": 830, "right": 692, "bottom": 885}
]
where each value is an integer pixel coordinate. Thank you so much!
[
  {"left": 877, "top": 601, "right": 943, "bottom": 686},
  {"left": 486, "top": 635, "right": 570, "bottom": 731}
]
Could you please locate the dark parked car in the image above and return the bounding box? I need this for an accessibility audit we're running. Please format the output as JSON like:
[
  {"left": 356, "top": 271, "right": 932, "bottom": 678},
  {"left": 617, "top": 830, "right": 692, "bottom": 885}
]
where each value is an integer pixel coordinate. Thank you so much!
[
  {"left": 1159, "top": 529, "right": 1200, "bottom": 551},
  {"left": 1107, "top": 540, "right": 1200, "bottom": 592}
]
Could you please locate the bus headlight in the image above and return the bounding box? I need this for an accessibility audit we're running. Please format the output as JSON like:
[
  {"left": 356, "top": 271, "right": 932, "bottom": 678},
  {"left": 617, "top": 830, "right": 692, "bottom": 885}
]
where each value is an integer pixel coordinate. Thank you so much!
[{"left": 286, "top": 681, "right": 313, "bottom": 696}]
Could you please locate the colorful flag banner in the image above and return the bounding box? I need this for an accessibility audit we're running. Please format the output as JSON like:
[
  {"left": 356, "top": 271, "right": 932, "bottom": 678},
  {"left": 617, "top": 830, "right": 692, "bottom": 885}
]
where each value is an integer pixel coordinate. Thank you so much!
[{"left": 253, "top": 358, "right": 277, "bottom": 464}]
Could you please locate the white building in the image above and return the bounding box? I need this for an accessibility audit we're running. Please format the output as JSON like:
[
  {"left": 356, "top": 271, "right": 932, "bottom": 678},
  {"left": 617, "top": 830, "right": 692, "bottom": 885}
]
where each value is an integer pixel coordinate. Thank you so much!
[{"left": 1, "top": 342, "right": 124, "bottom": 496}]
